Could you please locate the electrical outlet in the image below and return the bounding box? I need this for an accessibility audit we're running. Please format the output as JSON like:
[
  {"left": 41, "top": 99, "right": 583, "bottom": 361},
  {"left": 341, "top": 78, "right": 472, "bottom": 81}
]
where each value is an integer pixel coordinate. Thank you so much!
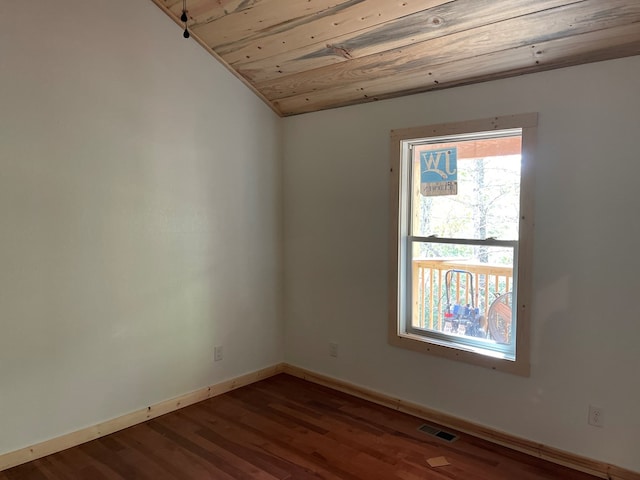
[
  {"left": 329, "top": 342, "right": 338, "bottom": 358},
  {"left": 588, "top": 405, "right": 604, "bottom": 427},
  {"left": 214, "top": 345, "right": 223, "bottom": 362}
]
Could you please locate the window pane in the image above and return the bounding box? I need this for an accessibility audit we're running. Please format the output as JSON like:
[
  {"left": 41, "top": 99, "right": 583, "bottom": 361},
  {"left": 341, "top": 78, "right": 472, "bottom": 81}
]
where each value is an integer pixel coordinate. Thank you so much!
[
  {"left": 411, "top": 241, "right": 515, "bottom": 350},
  {"left": 411, "top": 136, "right": 521, "bottom": 240}
]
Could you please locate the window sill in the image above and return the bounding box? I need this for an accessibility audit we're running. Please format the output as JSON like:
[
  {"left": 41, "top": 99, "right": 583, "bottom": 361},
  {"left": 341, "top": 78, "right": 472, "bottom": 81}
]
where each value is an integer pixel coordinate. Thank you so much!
[{"left": 389, "top": 330, "right": 530, "bottom": 377}]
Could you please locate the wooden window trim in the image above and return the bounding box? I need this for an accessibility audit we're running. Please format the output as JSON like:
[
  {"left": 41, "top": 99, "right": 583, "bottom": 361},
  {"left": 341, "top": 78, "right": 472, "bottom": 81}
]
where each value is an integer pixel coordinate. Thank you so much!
[{"left": 388, "top": 113, "right": 537, "bottom": 376}]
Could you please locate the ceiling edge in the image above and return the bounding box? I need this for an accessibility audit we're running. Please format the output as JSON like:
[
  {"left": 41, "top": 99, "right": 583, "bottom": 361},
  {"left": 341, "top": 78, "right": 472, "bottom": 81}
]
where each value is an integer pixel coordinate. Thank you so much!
[{"left": 148, "top": 0, "right": 283, "bottom": 117}]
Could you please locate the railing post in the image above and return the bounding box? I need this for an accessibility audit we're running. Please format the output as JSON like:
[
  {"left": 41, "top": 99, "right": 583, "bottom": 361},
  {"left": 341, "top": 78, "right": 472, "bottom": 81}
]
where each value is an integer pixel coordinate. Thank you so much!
[
  {"left": 412, "top": 263, "right": 420, "bottom": 328},
  {"left": 429, "top": 267, "right": 434, "bottom": 329}
]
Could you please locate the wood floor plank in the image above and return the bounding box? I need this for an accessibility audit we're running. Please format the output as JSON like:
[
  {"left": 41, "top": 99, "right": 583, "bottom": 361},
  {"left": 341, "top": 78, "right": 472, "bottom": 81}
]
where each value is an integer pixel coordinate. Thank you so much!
[
  {"left": 146, "top": 417, "right": 278, "bottom": 480},
  {"left": 117, "top": 423, "right": 238, "bottom": 480},
  {"left": 182, "top": 403, "right": 361, "bottom": 480},
  {"left": 200, "top": 396, "right": 391, "bottom": 479},
  {"left": 0, "top": 374, "right": 601, "bottom": 480}
]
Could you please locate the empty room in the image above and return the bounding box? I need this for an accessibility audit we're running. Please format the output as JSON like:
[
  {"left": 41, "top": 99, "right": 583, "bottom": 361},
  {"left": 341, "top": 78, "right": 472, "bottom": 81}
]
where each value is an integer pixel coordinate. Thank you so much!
[{"left": 1, "top": 0, "right": 639, "bottom": 478}]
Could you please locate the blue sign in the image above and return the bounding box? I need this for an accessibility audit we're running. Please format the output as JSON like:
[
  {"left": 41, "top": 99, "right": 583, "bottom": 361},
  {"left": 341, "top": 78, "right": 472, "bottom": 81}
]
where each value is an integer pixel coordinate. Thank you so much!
[{"left": 420, "top": 147, "right": 458, "bottom": 196}]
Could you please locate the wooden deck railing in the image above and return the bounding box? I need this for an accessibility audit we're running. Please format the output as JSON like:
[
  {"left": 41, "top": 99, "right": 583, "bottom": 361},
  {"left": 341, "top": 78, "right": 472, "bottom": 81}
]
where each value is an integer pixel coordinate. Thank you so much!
[{"left": 412, "top": 259, "right": 513, "bottom": 331}]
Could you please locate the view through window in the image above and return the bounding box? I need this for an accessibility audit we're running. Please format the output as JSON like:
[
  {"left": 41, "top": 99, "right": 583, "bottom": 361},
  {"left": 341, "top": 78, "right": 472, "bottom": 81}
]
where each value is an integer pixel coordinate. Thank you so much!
[
  {"left": 389, "top": 114, "right": 536, "bottom": 374},
  {"left": 408, "top": 132, "right": 521, "bottom": 358}
]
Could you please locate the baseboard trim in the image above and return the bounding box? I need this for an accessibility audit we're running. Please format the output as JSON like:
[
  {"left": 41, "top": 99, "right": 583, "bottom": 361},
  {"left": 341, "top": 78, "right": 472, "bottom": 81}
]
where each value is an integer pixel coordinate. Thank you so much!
[
  {"left": 282, "top": 364, "right": 640, "bottom": 480},
  {"left": 0, "top": 363, "right": 285, "bottom": 472},
  {"left": 3, "top": 363, "right": 637, "bottom": 479}
]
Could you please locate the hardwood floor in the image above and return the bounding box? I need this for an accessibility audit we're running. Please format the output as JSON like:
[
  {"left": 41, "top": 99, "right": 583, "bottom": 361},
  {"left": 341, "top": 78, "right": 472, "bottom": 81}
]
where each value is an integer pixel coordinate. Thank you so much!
[{"left": 0, "top": 374, "right": 599, "bottom": 479}]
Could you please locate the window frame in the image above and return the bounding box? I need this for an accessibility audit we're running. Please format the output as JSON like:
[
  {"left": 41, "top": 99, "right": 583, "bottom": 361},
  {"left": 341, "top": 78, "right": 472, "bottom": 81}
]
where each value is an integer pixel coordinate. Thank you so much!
[{"left": 388, "top": 114, "right": 537, "bottom": 376}]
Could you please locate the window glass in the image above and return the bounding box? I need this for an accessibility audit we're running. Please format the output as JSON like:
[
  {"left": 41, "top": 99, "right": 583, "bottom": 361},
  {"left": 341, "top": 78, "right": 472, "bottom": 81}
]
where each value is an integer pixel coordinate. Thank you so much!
[
  {"left": 389, "top": 114, "right": 537, "bottom": 376},
  {"left": 411, "top": 137, "right": 521, "bottom": 240}
]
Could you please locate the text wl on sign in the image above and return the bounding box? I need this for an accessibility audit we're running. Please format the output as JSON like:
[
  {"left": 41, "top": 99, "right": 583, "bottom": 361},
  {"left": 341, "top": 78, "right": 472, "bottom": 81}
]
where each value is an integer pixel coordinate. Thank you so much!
[{"left": 420, "top": 148, "right": 457, "bottom": 197}]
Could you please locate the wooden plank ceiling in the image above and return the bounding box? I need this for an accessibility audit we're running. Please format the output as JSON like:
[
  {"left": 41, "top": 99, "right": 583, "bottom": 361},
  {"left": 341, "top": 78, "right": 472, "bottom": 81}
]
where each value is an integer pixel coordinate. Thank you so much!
[{"left": 151, "top": 0, "right": 640, "bottom": 116}]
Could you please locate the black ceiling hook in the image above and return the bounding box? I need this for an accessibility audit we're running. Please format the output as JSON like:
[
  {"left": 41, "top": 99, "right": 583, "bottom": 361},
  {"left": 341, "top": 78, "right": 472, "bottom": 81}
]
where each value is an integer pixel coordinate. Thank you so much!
[{"left": 181, "top": 0, "right": 189, "bottom": 39}]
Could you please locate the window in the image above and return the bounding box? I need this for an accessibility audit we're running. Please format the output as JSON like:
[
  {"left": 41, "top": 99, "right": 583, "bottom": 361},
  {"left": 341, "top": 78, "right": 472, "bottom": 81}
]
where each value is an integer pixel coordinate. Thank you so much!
[{"left": 389, "top": 114, "right": 537, "bottom": 376}]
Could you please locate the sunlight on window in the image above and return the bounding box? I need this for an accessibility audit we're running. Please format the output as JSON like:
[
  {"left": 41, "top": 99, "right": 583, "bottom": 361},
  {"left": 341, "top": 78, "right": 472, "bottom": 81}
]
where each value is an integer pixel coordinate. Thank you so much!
[{"left": 390, "top": 114, "right": 537, "bottom": 375}]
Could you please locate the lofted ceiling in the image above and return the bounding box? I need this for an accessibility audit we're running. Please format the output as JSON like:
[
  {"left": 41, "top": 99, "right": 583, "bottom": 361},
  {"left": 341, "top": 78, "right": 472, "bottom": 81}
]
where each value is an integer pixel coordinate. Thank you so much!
[{"left": 151, "top": 0, "right": 640, "bottom": 116}]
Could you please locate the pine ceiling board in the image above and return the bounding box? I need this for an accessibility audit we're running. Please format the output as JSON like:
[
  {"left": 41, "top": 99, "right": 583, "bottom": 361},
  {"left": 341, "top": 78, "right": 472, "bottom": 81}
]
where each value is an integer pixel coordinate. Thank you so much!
[
  {"left": 162, "top": 0, "right": 183, "bottom": 8},
  {"left": 191, "top": 0, "right": 361, "bottom": 48},
  {"left": 258, "top": 0, "right": 640, "bottom": 101},
  {"left": 216, "top": 0, "right": 452, "bottom": 66},
  {"left": 274, "top": 23, "right": 640, "bottom": 115},
  {"left": 236, "top": 0, "right": 580, "bottom": 84},
  {"left": 150, "top": 0, "right": 640, "bottom": 116},
  {"left": 167, "top": 0, "right": 256, "bottom": 24}
]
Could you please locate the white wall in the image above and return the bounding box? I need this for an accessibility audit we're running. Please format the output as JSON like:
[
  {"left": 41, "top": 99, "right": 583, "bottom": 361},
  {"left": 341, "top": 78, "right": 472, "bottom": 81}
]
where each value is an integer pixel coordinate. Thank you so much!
[
  {"left": 0, "top": 0, "right": 283, "bottom": 454},
  {"left": 283, "top": 56, "right": 640, "bottom": 472},
  {"left": 2, "top": 0, "right": 638, "bottom": 471}
]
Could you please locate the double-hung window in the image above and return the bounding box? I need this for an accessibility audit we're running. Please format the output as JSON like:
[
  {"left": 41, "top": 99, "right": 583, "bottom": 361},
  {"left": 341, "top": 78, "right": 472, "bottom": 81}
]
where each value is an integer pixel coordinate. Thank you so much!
[{"left": 389, "top": 114, "right": 537, "bottom": 375}]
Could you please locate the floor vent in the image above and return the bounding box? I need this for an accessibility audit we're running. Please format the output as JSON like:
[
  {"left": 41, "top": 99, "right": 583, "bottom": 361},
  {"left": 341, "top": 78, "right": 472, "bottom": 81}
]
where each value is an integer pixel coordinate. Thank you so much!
[{"left": 418, "top": 424, "right": 458, "bottom": 442}]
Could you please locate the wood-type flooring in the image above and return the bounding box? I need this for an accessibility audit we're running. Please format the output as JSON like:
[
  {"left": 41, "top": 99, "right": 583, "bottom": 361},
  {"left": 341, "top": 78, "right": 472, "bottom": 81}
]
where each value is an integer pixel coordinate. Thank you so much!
[{"left": 0, "top": 374, "right": 599, "bottom": 479}]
